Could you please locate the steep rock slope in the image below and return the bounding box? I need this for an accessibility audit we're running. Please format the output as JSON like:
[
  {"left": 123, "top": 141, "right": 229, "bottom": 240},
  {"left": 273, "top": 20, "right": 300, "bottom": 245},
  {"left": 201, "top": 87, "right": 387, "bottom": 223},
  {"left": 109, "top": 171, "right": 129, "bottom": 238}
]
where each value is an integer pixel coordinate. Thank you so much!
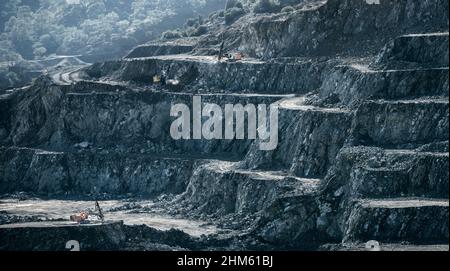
[{"left": 0, "top": 0, "right": 448, "bottom": 250}]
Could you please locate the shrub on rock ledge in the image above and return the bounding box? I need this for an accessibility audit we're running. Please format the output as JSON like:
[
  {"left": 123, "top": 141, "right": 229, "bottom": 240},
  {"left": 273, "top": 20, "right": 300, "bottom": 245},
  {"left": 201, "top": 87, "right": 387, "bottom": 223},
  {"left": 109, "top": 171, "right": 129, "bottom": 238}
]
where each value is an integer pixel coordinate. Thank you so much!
[
  {"left": 281, "top": 5, "right": 295, "bottom": 13},
  {"left": 225, "top": 7, "right": 246, "bottom": 25},
  {"left": 253, "top": 0, "right": 282, "bottom": 13},
  {"left": 161, "top": 30, "right": 183, "bottom": 40}
]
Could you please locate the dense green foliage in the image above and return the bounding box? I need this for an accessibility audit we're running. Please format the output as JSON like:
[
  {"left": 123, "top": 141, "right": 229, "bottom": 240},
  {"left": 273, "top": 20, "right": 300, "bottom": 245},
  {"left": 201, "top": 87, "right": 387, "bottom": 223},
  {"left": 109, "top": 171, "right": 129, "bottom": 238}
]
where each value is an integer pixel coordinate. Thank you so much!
[
  {"left": 0, "top": 0, "right": 224, "bottom": 90},
  {"left": 0, "top": 0, "right": 223, "bottom": 61}
]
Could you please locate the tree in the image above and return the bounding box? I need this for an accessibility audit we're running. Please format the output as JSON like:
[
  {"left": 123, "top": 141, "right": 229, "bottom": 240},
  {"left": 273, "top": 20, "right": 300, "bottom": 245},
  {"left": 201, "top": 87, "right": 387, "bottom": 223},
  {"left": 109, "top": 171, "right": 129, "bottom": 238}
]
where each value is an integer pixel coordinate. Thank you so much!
[{"left": 253, "top": 0, "right": 281, "bottom": 13}]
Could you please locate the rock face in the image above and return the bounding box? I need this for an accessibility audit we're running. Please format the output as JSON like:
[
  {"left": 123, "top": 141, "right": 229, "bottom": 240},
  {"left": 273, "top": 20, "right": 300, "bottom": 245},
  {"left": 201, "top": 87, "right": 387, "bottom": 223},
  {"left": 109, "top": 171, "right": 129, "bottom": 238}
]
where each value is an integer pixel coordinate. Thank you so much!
[
  {"left": 0, "top": 0, "right": 448, "bottom": 250},
  {"left": 0, "top": 147, "right": 197, "bottom": 197},
  {"left": 241, "top": 99, "right": 352, "bottom": 177},
  {"left": 177, "top": 161, "right": 320, "bottom": 216},
  {"left": 2, "top": 81, "right": 288, "bottom": 156},
  {"left": 374, "top": 33, "right": 449, "bottom": 68},
  {"left": 239, "top": 0, "right": 449, "bottom": 59},
  {"left": 86, "top": 56, "right": 329, "bottom": 94},
  {"left": 0, "top": 221, "right": 126, "bottom": 251},
  {"left": 318, "top": 65, "right": 449, "bottom": 106},
  {"left": 318, "top": 146, "right": 449, "bottom": 241},
  {"left": 125, "top": 40, "right": 196, "bottom": 59},
  {"left": 344, "top": 199, "right": 449, "bottom": 243},
  {"left": 351, "top": 100, "right": 449, "bottom": 147}
]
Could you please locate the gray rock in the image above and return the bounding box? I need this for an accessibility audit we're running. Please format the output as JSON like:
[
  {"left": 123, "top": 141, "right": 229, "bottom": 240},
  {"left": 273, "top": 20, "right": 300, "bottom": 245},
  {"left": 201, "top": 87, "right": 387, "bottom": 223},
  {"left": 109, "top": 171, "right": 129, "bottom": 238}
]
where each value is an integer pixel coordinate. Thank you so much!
[
  {"left": 0, "top": 0, "right": 448, "bottom": 250},
  {"left": 374, "top": 33, "right": 449, "bottom": 67},
  {"left": 75, "top": 141, "right": 90, "bottom": 149}
]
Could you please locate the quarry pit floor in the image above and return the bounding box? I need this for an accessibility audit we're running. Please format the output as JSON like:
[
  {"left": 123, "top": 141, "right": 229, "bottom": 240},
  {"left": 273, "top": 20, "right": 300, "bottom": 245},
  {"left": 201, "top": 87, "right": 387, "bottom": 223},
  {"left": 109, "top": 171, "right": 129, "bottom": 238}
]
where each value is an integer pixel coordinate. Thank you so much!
[
  {"left": 0, "top": 198, "right": 220, "bottom": 237},
  {"left": 0, "top": 197, "right": 448, "bottom": 251}
]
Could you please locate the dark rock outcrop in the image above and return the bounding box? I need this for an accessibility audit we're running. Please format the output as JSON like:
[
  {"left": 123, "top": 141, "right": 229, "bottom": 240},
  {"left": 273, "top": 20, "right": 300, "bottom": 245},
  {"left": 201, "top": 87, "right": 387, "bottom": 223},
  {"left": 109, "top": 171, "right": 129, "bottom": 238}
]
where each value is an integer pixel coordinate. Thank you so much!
[
  {"left": 125, "top": 40, "right": 196, "bottom": 59},
  {"left": 239, "top": 0, "right": 449, "bottom": 59},
  {"left": 86, "top": 56, "right": 330, "bottom": 94},
  {"left": 0, "top": 221, "right": 126, "bottom": 251},
  {"left": 375, "top": 32, "right": 449, "bottom": 68},
  {"left": 0, "top": 147, "right": 197, "bottom": 197}
]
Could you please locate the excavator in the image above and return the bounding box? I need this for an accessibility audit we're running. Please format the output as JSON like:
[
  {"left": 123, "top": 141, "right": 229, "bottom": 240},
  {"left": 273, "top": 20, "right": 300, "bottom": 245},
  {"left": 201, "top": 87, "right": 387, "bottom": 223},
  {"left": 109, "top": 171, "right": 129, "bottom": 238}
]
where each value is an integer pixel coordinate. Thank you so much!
[
  {"left": 217, "top": 2, "right": 245, "bottom": 63},
  {"left": 70, "top": 201, "right": 104, "bottom": 224}
]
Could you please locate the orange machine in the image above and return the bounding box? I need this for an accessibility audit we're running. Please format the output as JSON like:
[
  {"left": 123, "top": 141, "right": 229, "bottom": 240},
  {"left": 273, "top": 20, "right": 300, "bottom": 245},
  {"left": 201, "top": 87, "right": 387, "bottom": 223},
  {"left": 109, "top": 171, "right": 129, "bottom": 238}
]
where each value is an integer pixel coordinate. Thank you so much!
[{"left": 70, "top": 211, "right": 89, "bottom": 223}]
